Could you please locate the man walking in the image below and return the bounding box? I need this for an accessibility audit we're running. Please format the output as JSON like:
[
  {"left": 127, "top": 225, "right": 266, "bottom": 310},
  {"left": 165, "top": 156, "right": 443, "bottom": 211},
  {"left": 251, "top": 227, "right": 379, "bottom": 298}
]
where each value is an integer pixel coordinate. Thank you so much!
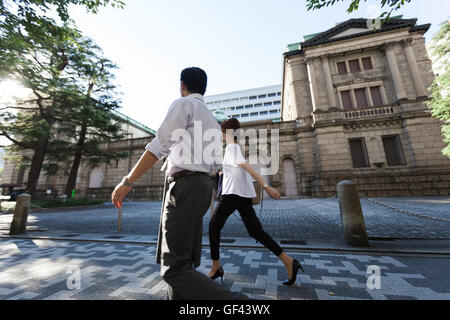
[{"left": 111, "top": 67, "right": 247, "bottom": 300}]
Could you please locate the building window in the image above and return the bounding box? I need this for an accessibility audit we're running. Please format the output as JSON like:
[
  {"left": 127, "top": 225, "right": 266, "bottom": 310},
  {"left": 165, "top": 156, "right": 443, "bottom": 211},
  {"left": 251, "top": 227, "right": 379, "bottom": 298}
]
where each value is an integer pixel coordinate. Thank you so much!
[
  {"left": 229, "top": 107, "right": 235, "bottom": 111},
  {"left": 370, "top": 86, "right": 383, "bottom": 106},
  {"left": 249, "top": 96, "right": 257, "bottom": 100},
  {"left": 354, "top": 88, "right": 369, "bottom": 108},
  {"left": 258, "top": 94, "right": 266, "bottom": 98},
  {"left": 250, "top": 112, "right": 258, "bottom": 116},
  {"left": 254, "top": 103, "right": 262, "bottom": 107},
  {"left": 349, "top": 138, "right": 370, "bottom": 168},
  {"left": 264, "top": 102, "right": 272, "bottom": 106},
  {"left": 277, "top": 92, "right": 281, "bottom": 96},
  {"left": 340, "top": 90, "right": 353, "bottom": 110},
  {"left": 273, "top": 101, "right": 281, "bottom": 105},
  {"left": 362, "top": 57, "right": 373, "bottom": 70},
  {"left": 236, "top": 106, "right": 244, "bottom": 110},
  {"left": 336, "top": 56, "right": 374, "bottom": 75},
  {"left": 382, "top": 135, "right": 406, "bottom": 166},
  {"left": 241, "top": 113, "right": 249, "bottom": 118},
  {"left": 348, "top": 59, "right": 361, "bottom": 73},
  {"left": 337, "top": 61, "right": 347, "bottom": 74},
  {"left": 269, "top": 109, "right": 279, "bottom": 114},
  {"left": 245, "top": 105, "right": 253, "bottom": 109},
  {"left": 260, "top": 111, "right": 268, "bottom": 115},
  {"left": 232, "top": 114, "right": 240, "bottom": 118},
  {"left": 339, "top": 83, "right": 386, "bottom": 110},
  {"left": 268, "top": 93, "right": 276, "bottom": 97}
]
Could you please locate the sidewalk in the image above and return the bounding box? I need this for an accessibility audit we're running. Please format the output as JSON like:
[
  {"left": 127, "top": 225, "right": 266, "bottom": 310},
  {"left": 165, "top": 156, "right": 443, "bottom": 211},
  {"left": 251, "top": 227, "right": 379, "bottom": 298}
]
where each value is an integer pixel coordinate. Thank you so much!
[
  {"left": 0, "top": 236, "right": 449, "bottom": 300},
  {"left": 1, "top": 229, "right": 450, "bottom": 256},
  {"left": 1, "top": 197, "right": 449, "bottom": 300},
  {"left": 1, "top": 197, "right": 450, "bottom": 240}
]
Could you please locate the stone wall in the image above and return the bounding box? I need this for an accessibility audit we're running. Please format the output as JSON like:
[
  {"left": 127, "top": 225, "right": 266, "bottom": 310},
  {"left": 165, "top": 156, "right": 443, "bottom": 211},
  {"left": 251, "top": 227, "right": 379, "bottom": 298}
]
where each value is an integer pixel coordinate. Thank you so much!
[{"left": 311, "top": 168, "right": 450, "bottom": 198}]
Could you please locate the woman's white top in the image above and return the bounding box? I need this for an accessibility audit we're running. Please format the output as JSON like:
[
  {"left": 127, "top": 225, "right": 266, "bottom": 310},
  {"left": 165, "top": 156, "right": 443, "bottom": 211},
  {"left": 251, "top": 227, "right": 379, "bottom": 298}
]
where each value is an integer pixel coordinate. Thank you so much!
[{"left": 221, "top": 143, "right": 256, "bottom": 198}]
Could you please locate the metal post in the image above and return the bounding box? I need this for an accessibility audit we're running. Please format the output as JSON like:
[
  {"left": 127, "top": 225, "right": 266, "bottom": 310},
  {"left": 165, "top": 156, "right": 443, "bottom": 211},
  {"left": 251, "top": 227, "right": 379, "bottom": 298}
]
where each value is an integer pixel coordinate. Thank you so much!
[
  {"left": 337, "top": 180, "right": 369, "bottom": 247},
  {"left": 10, "top": 193, "right": 31, "bottom": 235},
  {"left": 117, "top": 207, "right": 122, "bottom": 233}
]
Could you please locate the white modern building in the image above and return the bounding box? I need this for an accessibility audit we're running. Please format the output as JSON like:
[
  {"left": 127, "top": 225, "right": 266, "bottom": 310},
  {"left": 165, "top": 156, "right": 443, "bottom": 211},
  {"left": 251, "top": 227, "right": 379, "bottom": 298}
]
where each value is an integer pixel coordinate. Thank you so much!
[{"left": 205, "top": 84, "right": 282, "bottom": 123}]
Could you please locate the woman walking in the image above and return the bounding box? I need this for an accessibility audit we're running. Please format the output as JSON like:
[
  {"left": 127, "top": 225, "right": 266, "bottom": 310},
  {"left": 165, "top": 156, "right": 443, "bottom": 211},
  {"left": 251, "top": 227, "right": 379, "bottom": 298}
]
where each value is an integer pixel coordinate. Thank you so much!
[{"left": 208, "top": 118, "right": 304, "bottom": 286}]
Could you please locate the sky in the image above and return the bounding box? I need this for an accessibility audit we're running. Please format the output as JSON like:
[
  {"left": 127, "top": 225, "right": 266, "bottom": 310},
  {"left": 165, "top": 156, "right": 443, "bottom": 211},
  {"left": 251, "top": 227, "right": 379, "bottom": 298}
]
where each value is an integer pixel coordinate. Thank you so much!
[{"left": 1, "top": 0, "right": 450, "bottom": 138}]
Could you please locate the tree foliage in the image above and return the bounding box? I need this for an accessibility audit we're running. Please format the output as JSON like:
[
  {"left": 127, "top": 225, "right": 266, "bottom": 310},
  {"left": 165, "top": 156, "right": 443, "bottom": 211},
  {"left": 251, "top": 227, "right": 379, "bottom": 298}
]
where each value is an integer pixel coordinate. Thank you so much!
[
  {"left": 42, "top": 35, "right": 130, "bottom": 196},
  {"left": 305, "top": 0, "right": 412, "bottom": 18},
  {"left": 0, "top": 0, "right": 125, "bottom": 24},
  {"left": 0, "top": 0, "right": 127, "bottom": 196},
  {"left": 427, "top": 21, "right": 450, "bottom": 158}
]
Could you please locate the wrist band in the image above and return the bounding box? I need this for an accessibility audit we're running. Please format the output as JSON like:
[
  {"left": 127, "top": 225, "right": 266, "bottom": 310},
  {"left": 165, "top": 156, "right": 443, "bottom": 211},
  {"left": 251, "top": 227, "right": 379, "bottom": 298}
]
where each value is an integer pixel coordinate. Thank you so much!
[{"left": 121, "top": 176, "right": 133, "bottom": 187}]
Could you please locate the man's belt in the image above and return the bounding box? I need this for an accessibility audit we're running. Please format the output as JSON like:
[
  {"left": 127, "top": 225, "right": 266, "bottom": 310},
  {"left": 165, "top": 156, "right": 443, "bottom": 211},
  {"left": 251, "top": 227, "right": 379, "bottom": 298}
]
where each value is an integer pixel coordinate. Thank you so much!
[{"left": 169, "top": 170, "right": 209, "bottom": 181}]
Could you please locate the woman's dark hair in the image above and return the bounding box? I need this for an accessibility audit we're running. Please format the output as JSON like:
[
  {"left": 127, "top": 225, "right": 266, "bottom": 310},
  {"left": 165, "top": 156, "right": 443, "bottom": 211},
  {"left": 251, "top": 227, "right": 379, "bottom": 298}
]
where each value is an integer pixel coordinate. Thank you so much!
[
  {"left": 220, "top": 118, "right": 240, "bottom": 132},
  {"left": 180, "top": 67, "right": 207, "bottom": 95}
]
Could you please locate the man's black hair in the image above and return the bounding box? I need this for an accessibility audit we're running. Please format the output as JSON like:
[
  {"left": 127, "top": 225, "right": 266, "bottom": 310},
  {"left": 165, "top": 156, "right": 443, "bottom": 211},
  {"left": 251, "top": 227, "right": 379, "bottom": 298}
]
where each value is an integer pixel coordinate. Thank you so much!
[{"left": 180, "top": 67, "right": 207, "bottom": 95}]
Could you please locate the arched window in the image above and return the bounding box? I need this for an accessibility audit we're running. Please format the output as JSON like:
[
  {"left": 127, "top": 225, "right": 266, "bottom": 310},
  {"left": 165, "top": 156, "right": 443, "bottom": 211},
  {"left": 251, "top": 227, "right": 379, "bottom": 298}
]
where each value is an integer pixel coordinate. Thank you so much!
[
  {"left": 88, "top": 168, "right": 104, "bottom": 188},
  {"left": 282, "top": 158, "right": 299, "bottom": 196}
]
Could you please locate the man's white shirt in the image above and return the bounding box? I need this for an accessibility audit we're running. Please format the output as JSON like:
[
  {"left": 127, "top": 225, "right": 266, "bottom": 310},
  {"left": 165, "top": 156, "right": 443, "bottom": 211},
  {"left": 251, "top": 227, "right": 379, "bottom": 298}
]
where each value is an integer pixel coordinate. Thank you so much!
[{"left": 145, "top": 93, "right": 223, "bottom": 176}]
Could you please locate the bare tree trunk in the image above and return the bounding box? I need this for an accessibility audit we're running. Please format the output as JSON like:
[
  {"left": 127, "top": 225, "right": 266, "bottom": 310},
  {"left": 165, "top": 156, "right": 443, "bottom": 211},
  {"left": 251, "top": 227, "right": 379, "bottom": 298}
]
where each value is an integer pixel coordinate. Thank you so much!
[
  {"left": 64, "top": 122, "right": 87, "bottom": 198},
  {"left": 26, "top": 137, "right": 48, "bottom": 197}
]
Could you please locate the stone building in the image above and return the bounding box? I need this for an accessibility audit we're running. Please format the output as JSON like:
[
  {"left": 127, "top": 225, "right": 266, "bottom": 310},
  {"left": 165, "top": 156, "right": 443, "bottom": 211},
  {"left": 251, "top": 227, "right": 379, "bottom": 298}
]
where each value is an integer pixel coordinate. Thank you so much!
[
  {"left": 2, "top": 17, "right": 450, "bottom": 200},
  {"left": 0, "top": 110, "right": 158, "bottom": 199},
  {"left": 280, "top": 17, "right": 450, "bottom": 197}
]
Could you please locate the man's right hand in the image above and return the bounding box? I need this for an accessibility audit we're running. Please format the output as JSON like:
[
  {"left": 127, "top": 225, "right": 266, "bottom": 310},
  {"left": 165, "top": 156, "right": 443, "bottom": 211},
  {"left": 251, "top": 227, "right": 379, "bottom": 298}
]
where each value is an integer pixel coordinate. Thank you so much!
[{"left": 111, "top": 183, "right": 132, "bottom": 208}]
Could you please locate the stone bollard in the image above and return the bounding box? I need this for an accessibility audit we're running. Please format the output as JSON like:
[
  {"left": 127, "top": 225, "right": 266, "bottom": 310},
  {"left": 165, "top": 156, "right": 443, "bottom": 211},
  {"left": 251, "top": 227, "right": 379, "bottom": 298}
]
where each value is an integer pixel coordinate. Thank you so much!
[
  {"left": 337, "top": 181, "right": 369, "bottom": 247},
  {"left": 9, "top": 193, "right": 31, "bottom": 235}
]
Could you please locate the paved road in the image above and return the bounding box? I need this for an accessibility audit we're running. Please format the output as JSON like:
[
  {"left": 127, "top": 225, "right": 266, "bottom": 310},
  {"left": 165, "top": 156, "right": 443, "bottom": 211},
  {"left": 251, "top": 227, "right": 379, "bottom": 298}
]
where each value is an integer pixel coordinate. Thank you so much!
[
  {"left": 1, "top": 197, "right": 449, "bottom": 240},
  {"left": 0, "top": 238, "right": 449, "bottom": 300}
]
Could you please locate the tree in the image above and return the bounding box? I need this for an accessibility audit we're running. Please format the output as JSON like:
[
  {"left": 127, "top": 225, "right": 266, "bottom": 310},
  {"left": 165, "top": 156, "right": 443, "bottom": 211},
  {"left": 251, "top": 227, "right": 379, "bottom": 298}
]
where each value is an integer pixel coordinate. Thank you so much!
[
  {"left": 0, "top": 22, "right": 82, "bottom": 195},
  {"left": 0, "top": 0, "right": 125, "bottom": 196},
  {"left": 0, "top": 0, "right": 125, "bottom": 26},
  {"left": 427, "top": 21, "right": 450, "bottom": 157},
  {"left": 44, "top": 36, "right": 129, "bottom": 197},
  {"left": 306, "top": 0, "right": 412, "bottom": 18}
]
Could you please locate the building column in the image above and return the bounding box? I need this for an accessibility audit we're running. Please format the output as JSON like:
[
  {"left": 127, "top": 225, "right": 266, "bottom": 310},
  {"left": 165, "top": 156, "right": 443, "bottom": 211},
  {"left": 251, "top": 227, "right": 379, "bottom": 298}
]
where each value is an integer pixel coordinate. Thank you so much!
[
  {"left": 350, "top": 88, "right": 357, "bottom": 109},
  {"left": 365, "top": 87, "right": 374, "bottom": 107},
  {"left": 384, "top": 42, "right": 407, "bottom": 101},
  {"left": 402, "top": 38, "right": 427, "bottom": 98},
  {"left": 306, "top": 57, "right": 321, "bottom": 112},
  {"left": 321, "top": 55, "right": 337, "bottom": 110}
]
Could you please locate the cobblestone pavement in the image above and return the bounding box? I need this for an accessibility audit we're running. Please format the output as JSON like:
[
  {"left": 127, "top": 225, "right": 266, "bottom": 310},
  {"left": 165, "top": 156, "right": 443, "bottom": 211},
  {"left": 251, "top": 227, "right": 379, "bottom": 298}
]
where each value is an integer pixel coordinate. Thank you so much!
[
  {"left": 1, "top": 197, "right": 449, "bottom": 240},
  {"left": 0, "top": 238, "right": 449, "bottom": 300}
]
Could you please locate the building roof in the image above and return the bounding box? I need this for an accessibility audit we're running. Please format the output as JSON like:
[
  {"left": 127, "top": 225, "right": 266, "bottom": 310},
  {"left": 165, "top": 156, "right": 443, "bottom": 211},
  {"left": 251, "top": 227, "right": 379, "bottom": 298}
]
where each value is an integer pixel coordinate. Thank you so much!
[
  {"left": 284, "top": 17, "right": 431, "bottom": 57},
  {"left": 110, "top": 109, "right": 156, "bottom": 136}
]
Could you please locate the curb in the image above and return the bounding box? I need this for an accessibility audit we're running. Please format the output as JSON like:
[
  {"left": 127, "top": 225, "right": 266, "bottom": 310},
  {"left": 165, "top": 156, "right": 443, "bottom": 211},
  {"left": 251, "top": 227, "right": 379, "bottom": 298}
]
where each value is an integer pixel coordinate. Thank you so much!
[{"left": 1, "top": 233, "right": 449, "bottom": 257}]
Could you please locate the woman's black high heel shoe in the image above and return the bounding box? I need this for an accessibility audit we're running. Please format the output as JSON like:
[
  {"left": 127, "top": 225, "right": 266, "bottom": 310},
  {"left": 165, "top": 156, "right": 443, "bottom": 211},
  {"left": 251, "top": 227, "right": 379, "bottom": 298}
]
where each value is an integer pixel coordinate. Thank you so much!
[
  {"left": 282, "top": 259, "right": 304, "bottom": 286},
  {"left": 209, "top": 267, "right": 224, "bottom": 283}
]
